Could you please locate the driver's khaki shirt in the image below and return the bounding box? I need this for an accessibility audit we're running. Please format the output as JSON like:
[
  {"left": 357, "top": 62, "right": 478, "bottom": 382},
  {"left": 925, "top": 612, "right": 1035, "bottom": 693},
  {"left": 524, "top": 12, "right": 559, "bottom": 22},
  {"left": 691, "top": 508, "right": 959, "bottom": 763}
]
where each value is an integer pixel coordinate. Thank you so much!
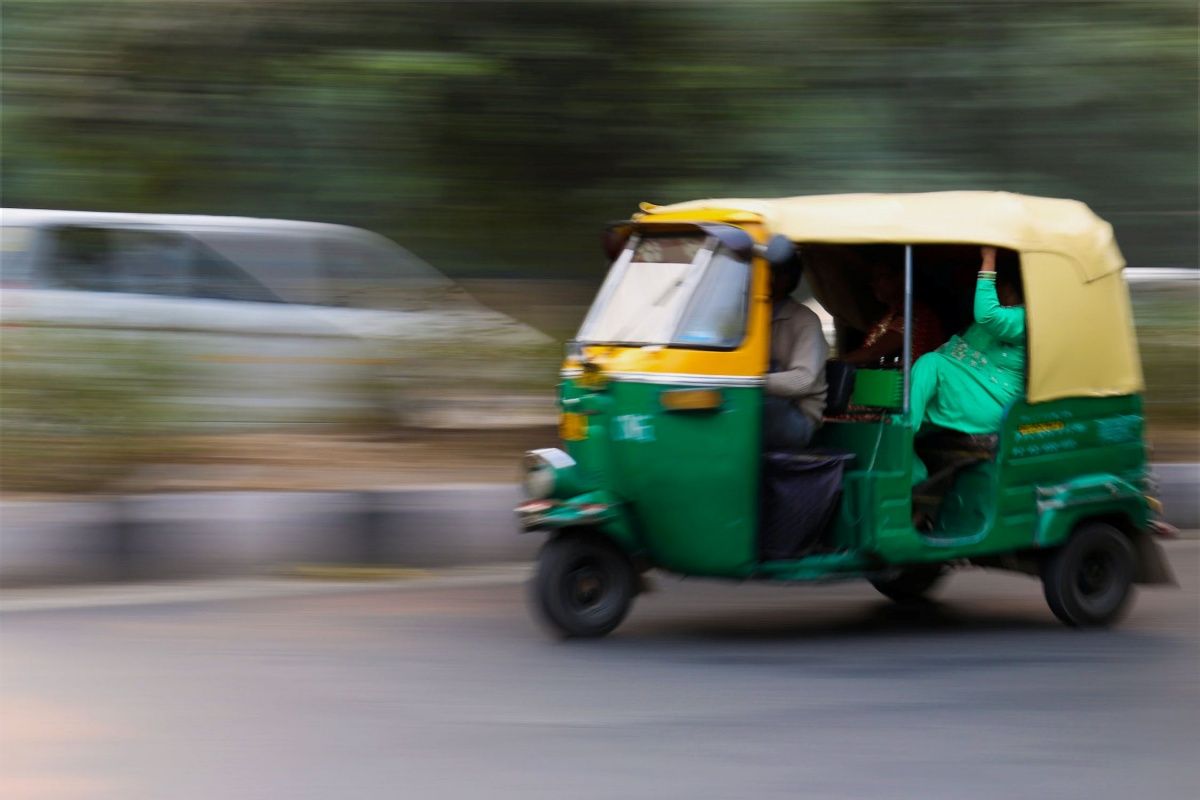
[{"left": 766, "top": 298, "right": 828, "bottom": 425}]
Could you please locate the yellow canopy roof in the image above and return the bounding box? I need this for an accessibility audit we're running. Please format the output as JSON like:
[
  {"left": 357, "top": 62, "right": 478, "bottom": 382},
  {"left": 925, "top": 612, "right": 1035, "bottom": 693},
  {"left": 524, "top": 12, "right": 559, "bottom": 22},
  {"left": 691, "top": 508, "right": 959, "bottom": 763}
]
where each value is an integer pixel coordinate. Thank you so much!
[
  {"left": 638, "top": 191, "right": 1125, "bottom": 282},
  {"left": 637, "top": 191, "right": 1142, "bottom": 403}
]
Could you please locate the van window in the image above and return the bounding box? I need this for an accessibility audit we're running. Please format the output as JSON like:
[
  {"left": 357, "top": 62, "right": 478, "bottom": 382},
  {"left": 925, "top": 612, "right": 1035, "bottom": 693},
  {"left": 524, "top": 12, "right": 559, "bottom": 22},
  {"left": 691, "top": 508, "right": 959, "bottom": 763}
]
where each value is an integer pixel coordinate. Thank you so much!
[
  {"left": 110, "top": 228, "right": 192, "bottom": 297},
  {"left": 44, "top": 226, "right": 120, "bottom": 291},
  {"left": 39, "top": 224, "right": 281, "bottom": 304},
  {"left": 190, "top": 243, "right": 283, "bottom": 304},
  {"left": 191, "top": 231, "right": 322, "bottom": 304},
  {"left": 44, "top": 225, "right": 191, "bottom": 295},
  {"left": 0, "top": 226, "right": 35, "bottom": 284}
]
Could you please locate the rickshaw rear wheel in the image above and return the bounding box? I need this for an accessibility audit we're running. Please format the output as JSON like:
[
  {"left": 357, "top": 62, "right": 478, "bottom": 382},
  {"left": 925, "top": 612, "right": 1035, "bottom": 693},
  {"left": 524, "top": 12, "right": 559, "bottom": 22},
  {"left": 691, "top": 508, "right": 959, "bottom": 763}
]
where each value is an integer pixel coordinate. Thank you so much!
[
  {"left": 869, "top": 565, "right": 946, "bottom": 604},
  {"left": 1041, "top": 522, "right": 1135, "bottom": 628},
  {"left": 531, "top": 534, "right": 636, "bottom": 639}
]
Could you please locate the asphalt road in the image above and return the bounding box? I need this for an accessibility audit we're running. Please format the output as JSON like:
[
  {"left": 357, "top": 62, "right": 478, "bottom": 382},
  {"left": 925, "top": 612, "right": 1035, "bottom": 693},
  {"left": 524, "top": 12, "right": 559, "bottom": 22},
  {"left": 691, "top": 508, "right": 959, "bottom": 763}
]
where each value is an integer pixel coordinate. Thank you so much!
[{"left": 3, "top": 542, "right": 1197, "bottom": 800}]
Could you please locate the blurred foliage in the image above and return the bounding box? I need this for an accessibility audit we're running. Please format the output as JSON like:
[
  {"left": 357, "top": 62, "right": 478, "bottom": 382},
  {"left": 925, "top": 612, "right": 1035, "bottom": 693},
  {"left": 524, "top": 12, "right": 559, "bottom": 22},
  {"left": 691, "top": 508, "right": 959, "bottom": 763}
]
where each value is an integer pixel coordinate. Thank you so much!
[
  {"left": 2, "top": 0, "right": 1196, "bottom": 278},
  {"left": 1132, "top": 282, "right": 1200, "bottom": 440},
  {"left": 0, "top": 323, "right": 559, "bottom": 492},
  {"left": 375, "top": 337, "right": 564, "bottom": 428},
  {"left": 0, "top": 328, "right": 184, "bottom": 492}
]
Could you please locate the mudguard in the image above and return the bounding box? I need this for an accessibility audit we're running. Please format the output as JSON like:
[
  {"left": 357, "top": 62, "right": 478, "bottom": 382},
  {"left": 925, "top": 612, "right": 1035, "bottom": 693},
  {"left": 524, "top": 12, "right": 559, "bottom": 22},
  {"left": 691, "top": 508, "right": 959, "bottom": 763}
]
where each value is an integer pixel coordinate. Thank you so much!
[
  {"left": 516, "top": 490, "right": 643, "bottom": 556},
  {"left": 1035, "top": 474, "right": 1173, "bottom": 585},
  {"left": 1034, "top": 474, "right": 1151, "bottom": 548}
]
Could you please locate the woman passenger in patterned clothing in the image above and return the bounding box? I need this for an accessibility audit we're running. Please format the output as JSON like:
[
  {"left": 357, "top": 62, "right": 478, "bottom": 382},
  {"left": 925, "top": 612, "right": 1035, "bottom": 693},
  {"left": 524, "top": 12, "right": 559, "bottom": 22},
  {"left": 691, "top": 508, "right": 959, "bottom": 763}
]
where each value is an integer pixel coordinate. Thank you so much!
[
  {"left": 840, "top": 262, "right": 944, "bottom": 367},
  {"left": 908, "top": 246, "right": 1025, "bottom": 483}
]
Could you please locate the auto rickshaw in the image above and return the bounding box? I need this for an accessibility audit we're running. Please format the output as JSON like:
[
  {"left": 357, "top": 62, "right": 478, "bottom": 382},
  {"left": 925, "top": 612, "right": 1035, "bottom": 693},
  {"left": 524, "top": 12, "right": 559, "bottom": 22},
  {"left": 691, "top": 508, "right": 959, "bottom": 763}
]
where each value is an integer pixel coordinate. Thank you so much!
[{"left": 516, "top": 192, "right": 1173, "bottom": 638}]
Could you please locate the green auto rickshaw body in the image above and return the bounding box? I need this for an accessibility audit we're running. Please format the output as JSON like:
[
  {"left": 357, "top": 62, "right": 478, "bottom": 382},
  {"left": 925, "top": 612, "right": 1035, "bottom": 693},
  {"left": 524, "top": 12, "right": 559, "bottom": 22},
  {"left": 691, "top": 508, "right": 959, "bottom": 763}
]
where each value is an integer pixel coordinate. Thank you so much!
[{"left": 518, "top": 192, "right": 1170, "bottom": 609}]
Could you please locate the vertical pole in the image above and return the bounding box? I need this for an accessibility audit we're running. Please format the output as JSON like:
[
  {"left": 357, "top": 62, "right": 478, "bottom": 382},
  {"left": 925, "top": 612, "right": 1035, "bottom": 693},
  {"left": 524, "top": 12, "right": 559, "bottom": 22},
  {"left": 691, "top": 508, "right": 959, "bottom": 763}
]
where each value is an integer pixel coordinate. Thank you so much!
[{"left": 903, "top": 244, "right": 913, "bottom": 414}]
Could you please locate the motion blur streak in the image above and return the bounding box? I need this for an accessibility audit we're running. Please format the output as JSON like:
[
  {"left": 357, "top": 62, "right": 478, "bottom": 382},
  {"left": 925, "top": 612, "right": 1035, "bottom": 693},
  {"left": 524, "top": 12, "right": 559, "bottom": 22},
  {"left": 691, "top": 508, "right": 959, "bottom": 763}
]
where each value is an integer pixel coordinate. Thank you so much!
[{"left": 2, "top": 1, "right": 1196, "bottom": 272}]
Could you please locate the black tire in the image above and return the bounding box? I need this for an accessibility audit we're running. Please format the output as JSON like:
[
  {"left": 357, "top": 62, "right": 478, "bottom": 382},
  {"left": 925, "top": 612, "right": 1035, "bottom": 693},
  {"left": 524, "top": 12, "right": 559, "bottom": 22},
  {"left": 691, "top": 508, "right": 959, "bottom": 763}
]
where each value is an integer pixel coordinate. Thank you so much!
[
  {"left": 531, "top": 535, "right": 636, "bottom": 639},
  {"left": 1041, "top": 522, "right": 1136, "bottom": 628},
  {"left": 870, "top": 564, "right": 947, "bottom": 604}
]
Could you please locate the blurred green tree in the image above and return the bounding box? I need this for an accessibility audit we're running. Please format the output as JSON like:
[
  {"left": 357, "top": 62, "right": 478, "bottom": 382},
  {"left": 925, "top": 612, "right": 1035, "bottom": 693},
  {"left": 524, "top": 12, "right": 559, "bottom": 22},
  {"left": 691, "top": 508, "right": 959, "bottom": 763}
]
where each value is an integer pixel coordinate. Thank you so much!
[{"left": 2, "top": 0, "right": 1196, "bottom": 275}]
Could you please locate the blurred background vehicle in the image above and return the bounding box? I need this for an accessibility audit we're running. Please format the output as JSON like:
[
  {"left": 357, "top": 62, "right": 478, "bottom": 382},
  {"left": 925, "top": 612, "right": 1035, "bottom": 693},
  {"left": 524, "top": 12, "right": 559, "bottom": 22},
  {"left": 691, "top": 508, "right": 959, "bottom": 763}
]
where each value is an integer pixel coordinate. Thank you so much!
[
  {"left": 0, "top": 209, "right": 553, "bottom": 427},
  {"left": 0, "top": 209, "right": 557, "bottom": 493}
]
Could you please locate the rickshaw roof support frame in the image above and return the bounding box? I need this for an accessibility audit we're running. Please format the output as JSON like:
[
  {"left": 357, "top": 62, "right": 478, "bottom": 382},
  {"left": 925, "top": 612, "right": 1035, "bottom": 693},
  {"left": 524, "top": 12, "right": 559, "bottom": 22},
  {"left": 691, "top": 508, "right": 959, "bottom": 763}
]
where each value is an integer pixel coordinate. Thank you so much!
[
  {"left": 636, "top": 192, "right": 1145, "bottom": 404},
  {"left": 903, "top": 244, "right": 913, "bottom": 415}
]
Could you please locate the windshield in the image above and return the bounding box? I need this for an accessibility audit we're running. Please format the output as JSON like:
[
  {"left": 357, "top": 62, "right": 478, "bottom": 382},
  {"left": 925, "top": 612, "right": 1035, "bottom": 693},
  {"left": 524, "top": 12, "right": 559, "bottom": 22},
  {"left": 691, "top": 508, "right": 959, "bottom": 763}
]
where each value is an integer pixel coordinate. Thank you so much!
[{"left": 576, "top": 232, "right": 750, "bottom": 348}]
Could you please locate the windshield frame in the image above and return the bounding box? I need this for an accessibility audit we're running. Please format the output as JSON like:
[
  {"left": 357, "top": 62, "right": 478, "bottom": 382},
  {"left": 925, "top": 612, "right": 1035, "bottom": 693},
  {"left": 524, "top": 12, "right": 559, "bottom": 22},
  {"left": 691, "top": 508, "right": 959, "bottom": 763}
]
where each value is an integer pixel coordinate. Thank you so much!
[{"left": 575, "top": 230, "right": 753, "bottom": 352}]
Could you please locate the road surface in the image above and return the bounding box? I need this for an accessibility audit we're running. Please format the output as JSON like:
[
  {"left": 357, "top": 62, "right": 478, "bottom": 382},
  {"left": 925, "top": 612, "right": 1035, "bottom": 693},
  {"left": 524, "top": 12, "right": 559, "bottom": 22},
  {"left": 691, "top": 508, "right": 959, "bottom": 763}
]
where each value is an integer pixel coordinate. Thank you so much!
[{"left": 3, "top": 542, "right": 1197, "bottom": 800}]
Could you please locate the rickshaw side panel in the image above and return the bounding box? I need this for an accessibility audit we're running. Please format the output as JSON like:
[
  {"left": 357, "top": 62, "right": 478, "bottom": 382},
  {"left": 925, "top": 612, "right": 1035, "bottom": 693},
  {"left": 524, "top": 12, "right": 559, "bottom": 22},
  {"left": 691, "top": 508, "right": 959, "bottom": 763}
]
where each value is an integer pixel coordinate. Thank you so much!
[
  {"left": 1005, "top": 396, "right": 1151, "bottom": 545},
  {"left": 811, "top": 419, "right": 912, "bottom": 553},
  {"left": 1001, "top": 395, "right": 1150, "bottom": 547},
  {"left": 1001, "top": 396, "right": 1146, "bottom": 487},
  {"left": 843, "top": 395, "right": 1151, "bottom": 566}
]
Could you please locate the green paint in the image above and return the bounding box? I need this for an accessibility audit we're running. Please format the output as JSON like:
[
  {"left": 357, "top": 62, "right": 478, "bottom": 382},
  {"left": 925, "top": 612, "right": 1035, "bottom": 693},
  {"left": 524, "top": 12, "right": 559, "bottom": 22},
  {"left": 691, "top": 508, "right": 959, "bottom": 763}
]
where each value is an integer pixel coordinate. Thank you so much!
[
  {"left": 849, "top": 369, "right": 903, "bottom": 408},
  {"left": 557, "top": 376, "right": 761, "bottom": 577},
  {"left": 529, "top": 383, "right": 1153, "bottom": 583}
]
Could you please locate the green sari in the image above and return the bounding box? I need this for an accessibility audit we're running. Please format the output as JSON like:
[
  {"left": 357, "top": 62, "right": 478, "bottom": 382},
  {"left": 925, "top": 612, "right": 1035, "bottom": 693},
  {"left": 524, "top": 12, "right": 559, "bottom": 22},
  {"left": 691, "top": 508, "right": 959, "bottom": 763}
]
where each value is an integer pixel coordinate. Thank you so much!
[{"left": 909, "top": 275, "right": 1025, "bottom": 482}]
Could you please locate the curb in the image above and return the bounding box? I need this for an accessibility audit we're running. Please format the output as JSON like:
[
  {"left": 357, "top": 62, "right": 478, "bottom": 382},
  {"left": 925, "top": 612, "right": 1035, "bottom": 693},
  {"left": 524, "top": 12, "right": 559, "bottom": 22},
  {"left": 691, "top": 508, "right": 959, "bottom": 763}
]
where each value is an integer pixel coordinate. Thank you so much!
[
  {"left": 0, "top": 486, "right": 538, "bottom": 586},
  {"left": 1153, "top": 462, "right": 1200, "bottom": 530},
  {"left": 1, "top": 463, "right": 1196, "bottom": 586}
]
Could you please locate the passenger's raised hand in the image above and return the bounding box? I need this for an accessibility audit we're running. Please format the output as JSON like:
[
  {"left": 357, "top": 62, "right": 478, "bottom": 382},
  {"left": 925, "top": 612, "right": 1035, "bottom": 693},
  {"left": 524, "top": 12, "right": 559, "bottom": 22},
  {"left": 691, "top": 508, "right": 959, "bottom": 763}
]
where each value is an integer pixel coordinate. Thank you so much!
[{"left": 980, "top": 246, "right": 997, "bottom": 271}]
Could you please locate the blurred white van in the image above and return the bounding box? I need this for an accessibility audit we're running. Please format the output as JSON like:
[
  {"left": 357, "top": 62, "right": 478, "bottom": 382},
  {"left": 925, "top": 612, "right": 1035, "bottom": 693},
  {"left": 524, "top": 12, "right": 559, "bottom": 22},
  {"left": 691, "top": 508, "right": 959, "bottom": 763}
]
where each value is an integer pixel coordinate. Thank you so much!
[{"left": 0, "top": 209, "right": 553, "bottom": 428}]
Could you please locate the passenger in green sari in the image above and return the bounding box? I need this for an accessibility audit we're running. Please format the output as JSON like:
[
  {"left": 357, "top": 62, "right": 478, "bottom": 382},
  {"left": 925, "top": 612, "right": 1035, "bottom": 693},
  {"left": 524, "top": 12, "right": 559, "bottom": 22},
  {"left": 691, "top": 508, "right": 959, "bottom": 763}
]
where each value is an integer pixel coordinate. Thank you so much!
[{"left": 909, "top": 247, "right": 1025, "bottom": 484}]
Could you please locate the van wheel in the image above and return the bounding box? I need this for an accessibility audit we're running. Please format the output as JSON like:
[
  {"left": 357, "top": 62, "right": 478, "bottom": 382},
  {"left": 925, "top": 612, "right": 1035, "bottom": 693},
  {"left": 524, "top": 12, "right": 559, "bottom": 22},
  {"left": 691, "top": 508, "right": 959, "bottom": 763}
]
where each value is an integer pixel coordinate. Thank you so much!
[
  {"left": 531, "top": 535, "right": 635, "bottom": 639},
  {"left": 1041, "top": 522, "right": 1135, "bottom": 628},
  {"left": 869, "top": 565, "right": 946, "bottom": 603}
]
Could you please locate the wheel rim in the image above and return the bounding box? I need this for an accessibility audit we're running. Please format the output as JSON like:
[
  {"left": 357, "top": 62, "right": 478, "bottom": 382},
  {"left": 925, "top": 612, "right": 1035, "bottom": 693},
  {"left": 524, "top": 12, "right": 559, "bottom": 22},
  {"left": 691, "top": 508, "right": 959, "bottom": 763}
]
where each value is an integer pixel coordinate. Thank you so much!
[
  {"left": 1074, "top": 546, "right": 1126, "bottom": 615},
  {"left": 1078, "top": 552, "right": 1113, "bottom": 596},
  {"left": 564, "top": 557, "right": 614, "bottom": 619}
]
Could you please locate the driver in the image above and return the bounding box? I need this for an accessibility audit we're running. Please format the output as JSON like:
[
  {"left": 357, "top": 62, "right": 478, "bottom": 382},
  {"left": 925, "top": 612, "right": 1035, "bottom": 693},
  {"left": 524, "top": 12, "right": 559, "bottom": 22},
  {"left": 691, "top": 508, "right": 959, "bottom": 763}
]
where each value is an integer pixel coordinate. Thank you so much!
[{"left": 763, "top": 255, "right": 828, "bottom": 450}]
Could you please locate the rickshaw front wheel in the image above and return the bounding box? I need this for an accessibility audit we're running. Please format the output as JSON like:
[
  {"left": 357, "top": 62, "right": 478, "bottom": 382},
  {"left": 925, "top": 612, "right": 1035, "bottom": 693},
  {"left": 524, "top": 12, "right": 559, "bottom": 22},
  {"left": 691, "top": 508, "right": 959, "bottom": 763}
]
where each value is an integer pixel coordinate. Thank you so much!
[
  {"left": 1041, "top": 522, "right": 1136, "bottom": 628},
  {"left": 869, "top": 564, "right": 947, "bottom": 604},
  {"left": 531, "top": 534, "right": 636, "bottom": 639}
]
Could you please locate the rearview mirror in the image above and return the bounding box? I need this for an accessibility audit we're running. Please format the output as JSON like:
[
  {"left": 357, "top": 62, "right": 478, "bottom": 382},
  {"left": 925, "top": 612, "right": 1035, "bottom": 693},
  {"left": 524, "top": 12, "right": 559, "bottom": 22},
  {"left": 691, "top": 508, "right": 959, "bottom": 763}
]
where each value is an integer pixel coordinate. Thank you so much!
[
  {"left": 698, "top": 224, "right": 754, "bottom": 259},
  {"left": 760, "top": 234, "right": 797, "bottom": 267}
]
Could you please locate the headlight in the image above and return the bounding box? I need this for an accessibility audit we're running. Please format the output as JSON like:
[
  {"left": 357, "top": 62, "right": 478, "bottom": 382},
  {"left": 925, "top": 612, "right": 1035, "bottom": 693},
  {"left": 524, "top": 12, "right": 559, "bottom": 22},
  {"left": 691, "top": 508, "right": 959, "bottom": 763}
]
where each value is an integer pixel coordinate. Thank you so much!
[
  {"left": 521, "top": 448, "right": 576, "bottom": 499},
  {"left": 523, "top": 463, "right": 556, "bottom": 499}
]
